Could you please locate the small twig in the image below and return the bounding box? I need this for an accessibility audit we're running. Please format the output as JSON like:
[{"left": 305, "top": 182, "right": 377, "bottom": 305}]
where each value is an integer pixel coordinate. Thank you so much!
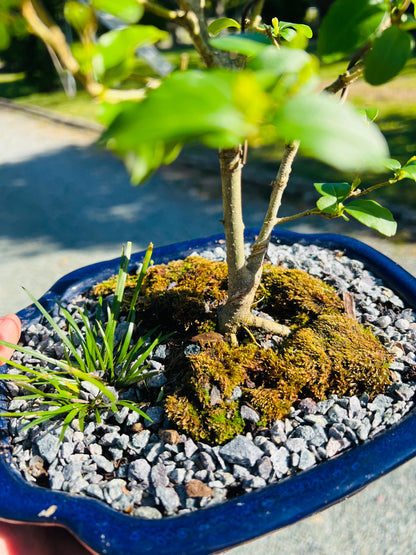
[
  {"left": 392, "top": 0, "right": 412, "bottom": 23},
  {"left": 241, "top": 0, "right": 264, "bottom": 33},
  {"left": 324, "top": 62, "right": 365, "bottom": 96},
  {"left": 139, "top": 0, "right": 185, "bottom": 22},
  {"left": 248, "top": 141, "right": 300, "bottom": 268},
  {"left": 263, "top": 24, "right": 279, "bottom": 48}
]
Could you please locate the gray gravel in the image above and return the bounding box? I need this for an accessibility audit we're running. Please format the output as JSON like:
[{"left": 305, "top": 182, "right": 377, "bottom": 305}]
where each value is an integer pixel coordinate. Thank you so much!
[
  {"left": 2, "top": 105, "right": 416, "bottom": 553},
  {"left": 5, "top": 240, "right": 416, "bottom": 528}
]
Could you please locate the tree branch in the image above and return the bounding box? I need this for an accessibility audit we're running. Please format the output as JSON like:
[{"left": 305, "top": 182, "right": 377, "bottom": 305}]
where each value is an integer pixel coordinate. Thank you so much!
[
  {"left": 324, "top": 62, "right": 365, "bottom": 95},
  {"left": 247, "top": 141, "right": 300, "bottom": 271},
  {"left": 22, "top": 0, "right": 153, "bottom": 101},
  {"left": 219, "top": 147, "right": 247, "bottom": 294},
  {"left": 139, "top": 0, "right": 185, "bottom": 22}
]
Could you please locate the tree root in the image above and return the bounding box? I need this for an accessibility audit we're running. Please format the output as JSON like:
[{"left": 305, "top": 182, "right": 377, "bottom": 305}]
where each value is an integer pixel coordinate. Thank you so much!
[
  {"left": 228, "top": 314, "right": 291, "bottom": 346},
  {"left": 246, "top": 314, "right": 291, "bottom": 336}
]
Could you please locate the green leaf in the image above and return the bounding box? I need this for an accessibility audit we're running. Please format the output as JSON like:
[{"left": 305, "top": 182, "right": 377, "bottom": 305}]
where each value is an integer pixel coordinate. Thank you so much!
[
  {"left": 314, "top": 182, "right": 351, "bottom": 201},
  {"left": 91, "top": 0, "right": 143, "bottom": 24},
  {"left": 247, "top": 47, "right": 318, "bottom": 98},
  {"left": 210, "top": 34, "right": 269, "bottom": 56},
  {"left": 101, "top": 70, "right": 257, "bottom": 182},
  {"left": 357, "top": 108, "right": 379, "bottom": 122},
  {"left": 208, "top": 17, "right": 241, "bottom": 36},
  {"left": 384, "top": 158, "right": 402, "bottom": 171},
  {"left": 399, "top": 157, "right": 416, "bottom": 180},
  {"left": 247, "top": 46, "right": 313, "bottom": 75},
  {"left": 317, "top": 0, "right": 388, "bottom": 62},
  {"left": 280, "top": 22, "right": 313, "bottom": 39},
  {"left": 93, "top": 26, "right": 168, "bottom": 77},
  {"left": 273, "top": 93, "right": 389, "bottom": 172},
  {"left": 365, "top": 26, "right": 414, "bottom": 85},
  {"left": 316, "top": 195, "right": 340, "bottom": 215},
  {"left": 280, "top": 28, "right": 297, "bottom": 42},
  {"left": 64, "top": 1, "right": 94, "bottom": 33},
  {"left": 344, "top": 199, "right": 397, "bottom": 236}
]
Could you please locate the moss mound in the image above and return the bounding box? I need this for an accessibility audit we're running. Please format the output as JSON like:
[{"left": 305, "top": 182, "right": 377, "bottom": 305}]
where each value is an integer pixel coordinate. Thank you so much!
[
  {"left": 144, "top": 256, "right": 229, "bottom": 334},
  {"left": 93, "top": 257, "right": 393, "bottom": 445},
  {"left": 258, "top": 265, "right": 344, "bottom": 325},
  {"left": 165, "top": 312, "right": 392, "bottom": 443}
]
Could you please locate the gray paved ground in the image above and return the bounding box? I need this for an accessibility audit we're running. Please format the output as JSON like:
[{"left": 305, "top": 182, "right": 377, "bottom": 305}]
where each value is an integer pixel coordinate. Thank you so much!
[{"left": 1, "top": 105, "right": 416, "bottom": 554}]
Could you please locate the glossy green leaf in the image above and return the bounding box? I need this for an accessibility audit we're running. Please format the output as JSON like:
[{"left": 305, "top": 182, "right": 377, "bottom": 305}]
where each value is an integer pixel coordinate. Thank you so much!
[
  {"left": 273, "top": 93, "right": 389, "bottom": 172},
  {"left": 357, "top": 108, "right": 379, "bottom": 122},
  {"left": 314, "top": 182, "right": 351, "bottom": 201},
  {"left": 398, "top": 157, "right": 416, "bottom": 180},
  {"left": 317, "top": 0, "right": 388, "bottom": 62},
  {"left": 210, "top": 34, "right": 269, "bottom": 56},
  {"left": 280, "top": 28, "right": 297, "bottom": 42},
  {"left": 101, "top": 70, "right": 257, "bottom": 182},
  {"left": 247, "top": 46, "right": 313, "bottom": 75},
  {"left": 93, "top": 25, "right": 168, "bottom": 77},
  {"left": 64, "top": 1, "right": 94, "bottom": 33},
  {"left": 344, "top": 199, "right": 397, "bottom": 236},
  {"left": 91, "top": 0, "right": 143, "bottom": 24},
  {"left": 364, "top": 26, "right": 414, "bottom": 85},
  {"left": 316, "top": 195, "right": 339, "bottom": 215},
  {"left": 384, "top": 158, "right": 402, "bottom": 171},
  {"left": 208, "top": 17, "right": 241, "bottom": 36},
  {"left": 280, "top": 22, "right": 313, "bottom": 39}
]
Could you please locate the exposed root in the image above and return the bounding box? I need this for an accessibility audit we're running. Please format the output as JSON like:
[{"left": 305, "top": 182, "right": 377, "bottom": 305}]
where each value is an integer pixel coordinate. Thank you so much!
[{"left": 244, "top": 314, "right": 291, "bottom": 337}]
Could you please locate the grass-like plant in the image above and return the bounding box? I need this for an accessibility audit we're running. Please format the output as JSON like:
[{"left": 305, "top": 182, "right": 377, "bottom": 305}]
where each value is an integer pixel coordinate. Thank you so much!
[{"left": 0, "top": 242, "right": 166, "bottom": 439}]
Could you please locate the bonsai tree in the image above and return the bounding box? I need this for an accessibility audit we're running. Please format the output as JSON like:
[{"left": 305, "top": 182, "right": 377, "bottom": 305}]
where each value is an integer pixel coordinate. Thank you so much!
[{"left": 9, "top": 0, "right": 416, "bottom": 343}]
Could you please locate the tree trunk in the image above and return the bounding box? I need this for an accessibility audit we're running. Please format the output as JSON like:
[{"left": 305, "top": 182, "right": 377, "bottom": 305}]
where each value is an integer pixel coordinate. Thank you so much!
[{"left": 217, "top": 148, "right": 291, "bottom": 340}]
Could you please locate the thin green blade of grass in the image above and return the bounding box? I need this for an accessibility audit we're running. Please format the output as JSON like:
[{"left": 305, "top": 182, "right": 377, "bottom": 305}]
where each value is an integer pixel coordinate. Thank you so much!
[
  {"left": 123, "top": 327, "right": 163, "bottom": 368},
  {"left": 22, "top": 288, "right": 87, "bottom": 372},
  {"left": 60, "top": 407, "right": 80, "bottom": 440},
  {"left": 77, "top": 307, "right": 107, "bottom": 372},
  {"left": 117, "top": 400, "right": 152, "bottom": 421},
  {"left": 0, "top": 362, "right": 79, "bottom": 395},
  {"left": 60, "top": 304, "right": 100, "bottom": 372},
  {"left": 126, "top": 243, "right": 153, "bottom": 323},
  {"left": 0, "top": 403, "right": 76, "bottom": 427},
  {"left": 63, "top": 366, "right": 118, "bottom": 404},
  {"left": 0, "top": 344, "right": 78, "bottom": 374},
  {"left": 94, "top": 407, "right": 101, "bottom": 424},
  {"left": 58, "top": 304, "right": 89, "bottom": 351},
  {"left": 95, "top": 318, "right": 115, "bottom": 380},
  {"left": 123, "top": 335, "right": 165, "bottom": 380},
  {"left": 115, "top": 320, "right": 135, "bottom": 367},
  {"left": 111, "top": 241, "right": 132, "bottom": 323}
]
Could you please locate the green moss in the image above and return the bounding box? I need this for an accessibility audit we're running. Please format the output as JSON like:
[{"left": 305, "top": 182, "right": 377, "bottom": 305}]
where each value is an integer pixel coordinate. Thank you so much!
[
  {"left": 164, "top": 395, "right": 208, "bottom": 441},
  {"left": 259, "top": 265, "right": 344, "bottom": 324},
  {"left": 189, "top": 343, "right": 247, "bottom": 401},
  {"left": 93, "top": 257, "right": 393, "bottom": 445},
  {"left": 244, "top": 387, "right": 294, "bottom": 425},
  {"left": 311, "top": 313, "right": 392, "bottom": 397},
  {"left": 92, "top": 274, "right": 138, "bottom": 297},
  {"left": 205, "top": 403, "right": 245, "bottom": 444},
  {"left": 138, "top": 256, "right": 228, "bottom": 334},
  {"left": 165, "top": 312, "right": 392, "bottom": 444}
]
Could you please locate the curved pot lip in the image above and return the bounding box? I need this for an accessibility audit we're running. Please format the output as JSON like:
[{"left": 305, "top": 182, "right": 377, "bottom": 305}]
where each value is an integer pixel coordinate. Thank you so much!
[{"left": 1, "top": 228, "right": 416, "bottom": 555}]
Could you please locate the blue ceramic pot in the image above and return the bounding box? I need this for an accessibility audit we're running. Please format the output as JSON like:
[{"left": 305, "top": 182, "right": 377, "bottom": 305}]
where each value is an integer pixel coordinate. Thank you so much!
[{"left": 1, "top": 229, "right": 416, "bottom": 555}]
